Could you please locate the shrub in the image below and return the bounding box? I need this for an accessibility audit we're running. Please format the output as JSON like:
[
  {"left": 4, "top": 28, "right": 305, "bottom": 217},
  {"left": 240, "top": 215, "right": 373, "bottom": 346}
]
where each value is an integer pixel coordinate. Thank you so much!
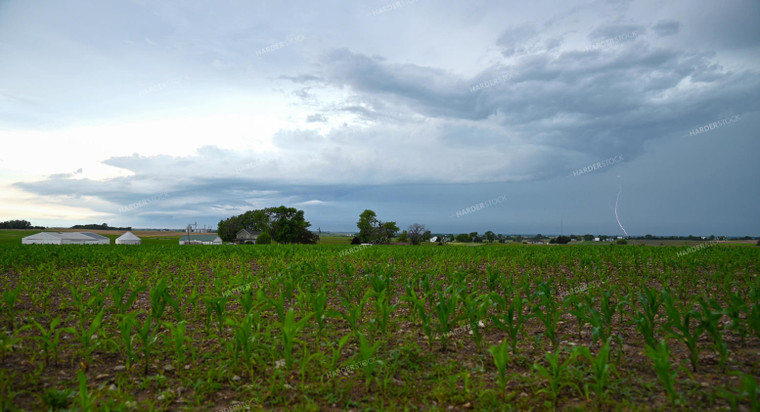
[
  {"left": 256, "top": 232, "right": 272, "bottom": 244},
  {"left": 616, "top": 239, "right": 628, "bottom": 245}
]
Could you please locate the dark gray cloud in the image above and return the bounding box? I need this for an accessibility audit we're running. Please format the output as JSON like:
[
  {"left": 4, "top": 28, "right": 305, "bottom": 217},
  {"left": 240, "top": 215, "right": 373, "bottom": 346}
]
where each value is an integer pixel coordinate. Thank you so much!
[{"left": 652, "top": 20, "right": 679, "bottom": 37}]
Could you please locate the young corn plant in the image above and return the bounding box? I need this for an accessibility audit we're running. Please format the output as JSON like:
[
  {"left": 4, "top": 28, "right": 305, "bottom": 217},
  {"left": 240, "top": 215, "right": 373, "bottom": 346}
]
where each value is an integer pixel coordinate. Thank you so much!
[
  {"left": 0, "top": 326, "right": 29, "bottom": 361},
  {"left": 567, "top": 296, "right": 589, "bottom": 341},
  {"left": 238, "top": 289, "right": 257, "bottom": 315},
  {"left": 2, "top": 285, "right": 22, "bottom": 330},
  {"left": 110, "top": 278, "right": 146, "bottom": 316},
  {"left": 298, "top": 344, "right": 321, "bottom": 383},
  {"left": 532, "top": 347, "right": 582, "bottom": 408},
  {"left": 462, "top": 293, "right": 490, "bottom": 349},
  {"left": 696, "top": 296, "right": 728, "bottom": 370},
  {"left": 357, "top": 333, "right": 382, "bottom": 386},
  {"left": 76, "top": 371, "right": 93, "bottom": 412},
  {"left": 488, "top": 339, "right": 511, "bottom": 389},
  {"left": 279, "top": 308, "right": 312, "bottom": 370},
  {"left": 492, "top": 287, "right": 530, "bottom": 355},
  {"left": 38, "top": 387, "right": 74, "bottom": 411},
  {"left": 64, "top": 309, "right": 105, "bottom": 372},
  {"left": 635, "top": 286, "right": 664, "bottom": 348},
  {"left": 533, "top": 282, "right": 562, "bottom": 348},
  {"left": 310, "top": 287, "right": 329, "bottom": 348},
  {"left": 135, "top": 314, "right": 157, "bottom": 375},
  {"left": 116, "top": 312, "right": 137, "bottom": 370},
  {"left": 719, "top": 374, "right": 756, "bottom": 411},
  {"left": 401, "top": 283, "right": 422, "bottom": 324},
  {"left": 149, "top": 278, "right": 178, "bottom": 322},
  {"left": 329, "top": 293, "right": 368, "bottom": 338},
  {"left": 645, "top": 339, "right": 681, "bottom": 406},
  {"left": 577, "top": 340, "right": 616, "bottom": 408},
  {"left": 165, "top": 320, "right": 191, "bottom": 371},
  {"left": 662, "top": 290, "right": 703, "bottom": 372},
  {"left": 32, "top": 316, "right": 63, "bottom": 367},
  {"left": 261, "top": 289, "right": 286, "bottom": 323},
  {"left": 371, "top": 289, "right": 396, "bottom": 339},
  {"left": 749, "top": 303, "right": 760, "bottom": 341},
  {"left": 434, "top": 284, "right": 461, "bottom": 349},
  {"left": 486, "top": 264, "right": 501, "bottom": 293},
  {"left": 203, "top": 295, "right": 229, "bottom": 335},
  {"left": 329, "top": 334, "right": 352, "bottom": 373},
  {"left": 416, "top": 293, "right": 435, "bottom": 348},
  {"left": 584, "top": 290, "right": 616, "bottom": 344},
  {"left": 724, "top": 290, "right": 748, "bottom": 345}
]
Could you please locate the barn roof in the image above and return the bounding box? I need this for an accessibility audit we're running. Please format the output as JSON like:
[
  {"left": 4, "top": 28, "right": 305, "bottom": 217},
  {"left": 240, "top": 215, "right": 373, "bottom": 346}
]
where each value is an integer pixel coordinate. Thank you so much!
[
  {"left": 179, "top": 234, "right": 221, "bottom": 242},
  {"left": 24, "top": 232, "right": 108, "bottom": 240},
  {"left": 116, "top": 231, "right": 141, "bottom": 241}
]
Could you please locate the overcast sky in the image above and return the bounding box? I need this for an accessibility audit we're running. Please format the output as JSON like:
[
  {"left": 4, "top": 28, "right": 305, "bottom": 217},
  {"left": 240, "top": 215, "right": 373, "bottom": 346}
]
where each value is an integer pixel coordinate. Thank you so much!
[{"left": 1, "top": 0, "right": 759, "bottom": 236}]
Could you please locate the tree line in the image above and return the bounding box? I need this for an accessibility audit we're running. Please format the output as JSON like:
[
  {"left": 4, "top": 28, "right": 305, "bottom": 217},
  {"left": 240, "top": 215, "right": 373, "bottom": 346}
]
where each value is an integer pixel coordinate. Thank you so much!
[
  {"left": 0, "top": 220, "right": 44, "bottom": 229},
  {"left": 217, "top": 206, "right": 319, "bottom": 244}
]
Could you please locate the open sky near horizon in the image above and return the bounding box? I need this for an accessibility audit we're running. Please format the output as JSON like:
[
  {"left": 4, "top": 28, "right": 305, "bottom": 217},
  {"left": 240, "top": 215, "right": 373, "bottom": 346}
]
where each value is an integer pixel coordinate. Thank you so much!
[{"left": 1, "top": 0, "right": 759, "bottom": 236}]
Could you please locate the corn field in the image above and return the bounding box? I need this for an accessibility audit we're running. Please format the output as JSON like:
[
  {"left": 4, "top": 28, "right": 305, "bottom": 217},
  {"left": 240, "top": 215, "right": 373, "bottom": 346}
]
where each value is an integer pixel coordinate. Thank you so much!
[{"left": 0, "top": 244, "right": 758, "bottom": 411}]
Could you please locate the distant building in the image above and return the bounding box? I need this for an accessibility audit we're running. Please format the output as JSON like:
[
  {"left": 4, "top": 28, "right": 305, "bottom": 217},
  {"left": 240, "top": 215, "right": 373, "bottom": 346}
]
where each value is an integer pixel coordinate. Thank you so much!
[
  {"left": 22, "top": 232, "right": 110, "bottom": 245},
  {"left": 235, "top": 229, "right": 261, "bottom": 244},
  {"left": 116, "top": 231, "right": 141, "bottom": 245},
  {"left": 179, "top": 234, "right": 223, "bottom": 245}
]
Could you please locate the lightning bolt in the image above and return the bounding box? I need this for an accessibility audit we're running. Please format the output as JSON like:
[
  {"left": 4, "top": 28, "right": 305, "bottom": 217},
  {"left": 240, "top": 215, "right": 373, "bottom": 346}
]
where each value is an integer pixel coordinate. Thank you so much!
[{"left": 615, "top": 176, "right": 628, "bottom": 237}]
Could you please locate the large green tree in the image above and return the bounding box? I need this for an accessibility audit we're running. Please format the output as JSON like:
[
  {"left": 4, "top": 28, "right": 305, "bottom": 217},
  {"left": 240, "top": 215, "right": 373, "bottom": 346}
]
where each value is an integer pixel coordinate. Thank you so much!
[
  {"left": 356, "top": 209, "right": 398, "bottom": 244},
  {"left": 356, "top": 210, "right": 378, "bottom": 243},
  {"left": 217, "top": 206, "right": 318, "bottom": 244}
]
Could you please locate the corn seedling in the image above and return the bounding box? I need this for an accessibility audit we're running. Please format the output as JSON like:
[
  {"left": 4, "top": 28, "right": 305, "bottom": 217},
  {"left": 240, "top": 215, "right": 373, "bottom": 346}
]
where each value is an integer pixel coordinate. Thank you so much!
[
  {"left": 117, "top": 311, "right": 137, "bottom": 370},
  {"left": 0, "top": 326, "right": 29, "bottom": 360},
  {"left": 203, "top": 295, "right": 228, "bottom": 334},
  {"left": 488, "top": 339, "right": 511, "bottom": 389},
  {"left": 533, "top": 282, "right": 562, "bottom": 348},
  {"left": 32, "top": 316, "right": 63, "bottom": 367},
  {"left": 64, "top": 309, "right": 105, "bottom": 371},
  {"left": 532, "top": 347, "right": 582, "bottom": 408},
  {"left": 2, "top": 284, "right": 22, "bottom": 331},
  {"left": 645, "top": 339, "right": 680, "bottom": 406},
  {"left": 310, "top": 287, "right": 329, "bottom": 347},
  {"left": 279, "top": 308, "right": 312, "bottom": 370},
  {"left": 135, "top": 314, "right": 157, "bottom": 375},
  {"left": 329, "top": 334, "right": 351, "bottom": 373},
  {"left": 110, "top": 278, "right": 146, "bottom": 316},
  {"left": 577, "top": 340, "right": 616, "bottom": 407},
  {"left": 662, "top": 290, "right": 702, "bottom": 372},
  {"left": 357, "top": 333, "right": 381, "bottom": 385},
  {"left": 329, "top": 293, "right": 368, "bottom": 338},
  {"left": 149, "top": 278, "right": 178, "bottom": 322},
  {"left": 434, "top": 284, "right": 461, "bottom": 349},
  {"left": 77, "top": 371, "right": 93, "bottom": 411},
  {"left": 696, "top": 296, "right": 729, "bottom": 370},
  {"left": 165, "top": 320, "right": 191, "bottom": 370},
  {"left": 462, "top": 293, "right": 489, "bottom": 349},
  {"left": 724, "top": 290, "right": 748, "bottom": 345},
  {"left": 372, "top": 289, "right": 396, "bottom": 339}
]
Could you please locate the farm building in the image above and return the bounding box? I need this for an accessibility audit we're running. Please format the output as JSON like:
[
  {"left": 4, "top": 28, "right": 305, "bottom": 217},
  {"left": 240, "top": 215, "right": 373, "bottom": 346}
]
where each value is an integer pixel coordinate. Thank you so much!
[
  {"left": 179, "top": 234, "right": 223, "bottom": 245},
  {"left": 235, "top": 229, "right": 261, "bottom": 244},
  {"left": 21, "top": 232, "right": 110, "bottom": 245},
  {"left": 115, "top": 231, "right": 141, "bottom": 245}
]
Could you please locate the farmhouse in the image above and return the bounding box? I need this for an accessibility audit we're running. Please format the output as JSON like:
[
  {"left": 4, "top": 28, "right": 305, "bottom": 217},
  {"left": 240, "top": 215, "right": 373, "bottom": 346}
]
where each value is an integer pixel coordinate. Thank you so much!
[
  {"left": 235, "top": 229, "right": 261, "bottom": 244},
  {"left": 115, "top": 231, "right": 141, "bottom": 245},
  {"left": 179, "top": 234, "right": 223, "bottom": 245},
  {"left": 22, "top": 232, "right": 110, "bottom": 245}
]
